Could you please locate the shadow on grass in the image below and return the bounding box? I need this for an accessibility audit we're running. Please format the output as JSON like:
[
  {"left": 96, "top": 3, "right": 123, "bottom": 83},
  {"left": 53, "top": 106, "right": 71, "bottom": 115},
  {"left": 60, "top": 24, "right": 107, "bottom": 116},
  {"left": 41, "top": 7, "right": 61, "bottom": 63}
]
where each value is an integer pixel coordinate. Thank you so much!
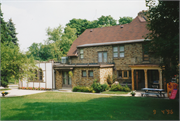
[{"left": 1, "top": 95, "right": 179, "bottom": 120}]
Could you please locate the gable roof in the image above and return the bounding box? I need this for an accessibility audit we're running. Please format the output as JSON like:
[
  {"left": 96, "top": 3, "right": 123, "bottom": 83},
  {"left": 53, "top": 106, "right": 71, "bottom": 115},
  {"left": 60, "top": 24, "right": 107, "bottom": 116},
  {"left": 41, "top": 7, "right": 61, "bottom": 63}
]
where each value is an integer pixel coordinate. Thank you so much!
[{"left": 67, "top": 15, "right": 149, "bottom": 56}]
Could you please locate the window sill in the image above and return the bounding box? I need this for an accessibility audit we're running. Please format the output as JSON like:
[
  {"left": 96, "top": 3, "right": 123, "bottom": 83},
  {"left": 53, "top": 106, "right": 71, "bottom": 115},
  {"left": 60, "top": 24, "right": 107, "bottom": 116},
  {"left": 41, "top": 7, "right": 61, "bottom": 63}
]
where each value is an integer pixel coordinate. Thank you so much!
[{"left": 113, "top": 57, "right": 125, "bottom": 60}]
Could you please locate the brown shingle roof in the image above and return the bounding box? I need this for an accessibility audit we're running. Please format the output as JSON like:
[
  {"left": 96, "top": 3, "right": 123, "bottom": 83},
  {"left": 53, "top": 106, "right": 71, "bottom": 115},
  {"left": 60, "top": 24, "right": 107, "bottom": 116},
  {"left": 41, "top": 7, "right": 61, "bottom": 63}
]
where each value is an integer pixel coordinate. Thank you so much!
[{"left": 67, "top": 16, "right": 149, "bottom": 56}]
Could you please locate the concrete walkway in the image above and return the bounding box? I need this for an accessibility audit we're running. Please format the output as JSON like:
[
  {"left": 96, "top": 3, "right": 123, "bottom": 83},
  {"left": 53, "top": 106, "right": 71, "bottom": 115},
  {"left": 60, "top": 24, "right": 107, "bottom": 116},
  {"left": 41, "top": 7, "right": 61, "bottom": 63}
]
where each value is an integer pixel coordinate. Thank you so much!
[{"left": 0, "top": 85, "right": 46, "bottom": 97}]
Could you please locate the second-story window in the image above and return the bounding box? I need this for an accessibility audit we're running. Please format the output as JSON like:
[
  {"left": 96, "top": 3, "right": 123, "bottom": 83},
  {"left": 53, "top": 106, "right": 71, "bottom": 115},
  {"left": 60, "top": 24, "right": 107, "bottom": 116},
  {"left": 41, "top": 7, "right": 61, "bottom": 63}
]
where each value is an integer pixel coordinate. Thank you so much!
[
  {"left": 113, "top": 47, "right": 118, "bottom": 57},
  {"left": 113, "top": 45, "right": 124, "bottom": 58},
  {"left": 80, "top": 49, "right": 84, "bottom": 59},
  {"left": 119, "top": 46, "right": 124, "bottom": 57},
  {"left": 98, "top": 52, "right": 107, "bottom": 63}
]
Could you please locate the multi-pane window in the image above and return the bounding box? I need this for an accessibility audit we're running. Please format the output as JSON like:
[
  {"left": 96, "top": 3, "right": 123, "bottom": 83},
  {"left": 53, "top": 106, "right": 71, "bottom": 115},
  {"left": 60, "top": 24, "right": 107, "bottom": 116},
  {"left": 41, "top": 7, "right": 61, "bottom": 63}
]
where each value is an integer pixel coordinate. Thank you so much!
[
  {"left": 113, "top": 45, "right": 124, "bottom": 58},
  {"left": 143, "top": 46, "right": 149, "bottom": 61},
  {"left": 98, "top": 52, "right": 107, "bottom": 63},
  {"left": 88, "top": 70, "right": 93, "bottom": 77},
  {"left": 119, "top": 46, "right": 124, "bottom": 57},
  {"left": 124, "top": 71, "right": 127, "bottom": 77},
  {"left": 113, "top": 47, "right": 118, "bottom": 57},
  {"left": 117, "top": 70, "right": 131, "bottom": 79},
  {"left": 82, "top": 70, "right": 86, "bottom": 77},
  {"left": 39, "top": 69, "right": 43, "bottom": 81},
  {"left": 80, "top": 49, "right": 84, "bottom": 59},
  {"left": 29, "top": 69, "right": 43, "bottom": 82}
]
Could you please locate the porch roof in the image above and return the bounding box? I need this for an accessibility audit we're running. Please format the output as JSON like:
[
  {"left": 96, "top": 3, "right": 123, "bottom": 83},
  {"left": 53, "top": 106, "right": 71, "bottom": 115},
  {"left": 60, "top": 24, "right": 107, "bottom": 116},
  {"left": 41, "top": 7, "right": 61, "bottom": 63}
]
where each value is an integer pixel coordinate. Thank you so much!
[
  {"left": 53, "top": 63, "right": 114, "bottom": 69},
  {"left": 129, "top": 64, "right": 161, "bottom": 70}
]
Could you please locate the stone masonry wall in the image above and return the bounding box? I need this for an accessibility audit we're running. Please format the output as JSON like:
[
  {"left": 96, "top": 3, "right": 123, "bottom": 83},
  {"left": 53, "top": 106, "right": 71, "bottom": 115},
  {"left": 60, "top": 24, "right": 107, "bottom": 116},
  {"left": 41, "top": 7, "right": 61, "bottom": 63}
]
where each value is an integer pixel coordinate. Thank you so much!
[
  {"left": 100, "top": 68, "right": 113, "bottom": 84},
  {"left": 55, "top": 70, "right": 63, "bottom": 89},
  {"left": 70, "top": 46, "right": 113, "bottom": 64},
  {"left": 72, "top": 67, "right": 100, "bottom": 87}
]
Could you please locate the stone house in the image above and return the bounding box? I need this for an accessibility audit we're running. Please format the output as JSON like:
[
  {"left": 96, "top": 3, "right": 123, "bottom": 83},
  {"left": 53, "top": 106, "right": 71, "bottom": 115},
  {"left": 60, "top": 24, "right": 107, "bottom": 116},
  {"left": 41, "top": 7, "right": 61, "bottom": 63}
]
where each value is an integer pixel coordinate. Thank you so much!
[{"left": 54, "top": 11, "right": 165, "bottom": 90}]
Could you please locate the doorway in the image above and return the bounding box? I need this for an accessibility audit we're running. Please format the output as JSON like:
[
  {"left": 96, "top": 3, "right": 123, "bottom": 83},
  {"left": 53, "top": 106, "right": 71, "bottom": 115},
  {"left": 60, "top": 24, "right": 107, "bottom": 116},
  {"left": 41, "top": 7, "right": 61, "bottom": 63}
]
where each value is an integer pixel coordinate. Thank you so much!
[{"left": 62, "top": 71, "right": 72, "bottom": 87}]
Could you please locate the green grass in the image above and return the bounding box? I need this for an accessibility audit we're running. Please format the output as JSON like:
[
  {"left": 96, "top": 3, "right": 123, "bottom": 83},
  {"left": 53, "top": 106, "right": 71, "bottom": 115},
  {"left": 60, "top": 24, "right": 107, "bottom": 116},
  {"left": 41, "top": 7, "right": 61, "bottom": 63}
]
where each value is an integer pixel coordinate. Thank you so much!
[
  {"left": 1, "top": 92, "right": 179, "bottom": 120},
  {"left": 0, "top": 88, "right": 11, "bottom": 91},
  {"left": 101, "top": 90, "right": 129, "bottom": 94}
]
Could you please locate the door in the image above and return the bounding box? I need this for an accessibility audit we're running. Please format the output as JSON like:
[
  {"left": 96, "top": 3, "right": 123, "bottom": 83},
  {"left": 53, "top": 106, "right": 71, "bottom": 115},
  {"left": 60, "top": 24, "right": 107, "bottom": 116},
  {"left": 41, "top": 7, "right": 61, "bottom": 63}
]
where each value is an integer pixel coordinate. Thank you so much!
[{"left": 62, "top": 71, "right": 72, "bottom": 87}]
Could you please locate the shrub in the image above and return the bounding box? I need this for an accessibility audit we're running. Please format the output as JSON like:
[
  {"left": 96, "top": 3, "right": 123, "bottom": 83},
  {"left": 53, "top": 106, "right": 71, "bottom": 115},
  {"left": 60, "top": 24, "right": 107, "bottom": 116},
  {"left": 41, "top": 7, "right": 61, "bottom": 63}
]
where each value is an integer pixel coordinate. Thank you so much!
[
  {"left": 101, "top": 83, "right": 109, "bottom": 91},
  {"left": 91, "top": 80, "right": 103, "bottom": 93},
  {"left": 107, "top": 75, "right": 113, "bottom": 85},
  {"left": 110, "top": 83, "right": 121, "bottom": 91},
  {"left": 72, "top": 86, "right": 93, "bottom": 92},
  {"left": 124, "top": 87, "right": 131, "bottom": 92}
]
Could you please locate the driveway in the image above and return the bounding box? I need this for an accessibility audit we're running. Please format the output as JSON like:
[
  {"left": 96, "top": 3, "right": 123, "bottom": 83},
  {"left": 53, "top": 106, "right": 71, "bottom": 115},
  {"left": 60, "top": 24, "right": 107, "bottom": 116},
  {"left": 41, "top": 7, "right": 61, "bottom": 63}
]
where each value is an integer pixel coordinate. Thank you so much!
[{"left": 0, "top": 84, "right": 46, "bottom": 97}]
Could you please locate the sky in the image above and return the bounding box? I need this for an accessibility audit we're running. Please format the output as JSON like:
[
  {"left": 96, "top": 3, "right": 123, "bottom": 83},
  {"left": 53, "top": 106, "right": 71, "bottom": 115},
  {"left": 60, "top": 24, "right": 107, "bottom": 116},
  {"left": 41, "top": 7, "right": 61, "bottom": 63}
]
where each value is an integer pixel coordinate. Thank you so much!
[{"left": 1, "top": 0, "right": 149, "bottom": 52}]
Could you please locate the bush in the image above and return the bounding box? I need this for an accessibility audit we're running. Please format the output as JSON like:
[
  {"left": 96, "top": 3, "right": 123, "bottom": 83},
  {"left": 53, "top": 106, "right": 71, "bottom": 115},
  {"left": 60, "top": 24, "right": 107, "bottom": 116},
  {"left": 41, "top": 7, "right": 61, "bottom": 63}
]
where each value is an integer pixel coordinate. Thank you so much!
[
  {"left": 91, "top": 80, "right": 103, "bottom": 93},
  {"left": 110, "top": 84, "right": 121, "bottom": 91},
  {"left": 101, "top": 83, "right": 109, "bottom": 91},
  {"left": 72, "top": 86, "right": 93, "bottom": 92}
]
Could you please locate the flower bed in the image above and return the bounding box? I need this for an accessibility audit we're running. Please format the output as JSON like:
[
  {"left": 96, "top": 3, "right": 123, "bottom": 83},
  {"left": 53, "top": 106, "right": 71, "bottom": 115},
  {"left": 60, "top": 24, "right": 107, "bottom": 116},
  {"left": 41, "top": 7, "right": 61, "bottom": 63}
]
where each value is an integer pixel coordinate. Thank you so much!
[{"left": 18, "top": 87, "right": 51, "bottom": 90}]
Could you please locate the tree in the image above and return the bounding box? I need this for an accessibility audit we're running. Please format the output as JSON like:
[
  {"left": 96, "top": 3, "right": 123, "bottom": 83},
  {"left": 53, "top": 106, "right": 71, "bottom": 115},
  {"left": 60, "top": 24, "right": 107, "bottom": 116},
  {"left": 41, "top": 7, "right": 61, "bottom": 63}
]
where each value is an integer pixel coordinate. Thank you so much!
[
  {"left": 118, "top": 17, "right": 133, "bottom": 25},
  {"left": 66, "top": 18, "right": 91, "bottom": 37},
  {"left": 0, "top": 5, "right": 12, "bottom": 43},
  {"left": 46, "top": 25, "right": 63, "bottom": 43},
  {"left": 1, "top": 42, "right": 37, "bottom": 87},
  {"left": 7, "top": 18, "right": 19, "bottom": 45},
  {"left": 97, "top": 15, "right": 117, "bottom": 26},
  {"left": 27, "top": 43, "right": 41, "bottom": 60},
  {"left": 145, "top": 0, "right": 179, "bottom": 82}
]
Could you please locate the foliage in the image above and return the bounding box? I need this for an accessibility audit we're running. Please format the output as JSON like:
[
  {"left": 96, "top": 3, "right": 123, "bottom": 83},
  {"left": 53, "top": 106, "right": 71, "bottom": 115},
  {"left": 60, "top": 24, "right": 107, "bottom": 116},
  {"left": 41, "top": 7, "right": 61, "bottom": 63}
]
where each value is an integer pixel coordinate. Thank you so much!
[
  {"left": 69, "top": 71, "right": 73, "bottom": 77},
  {"left": 0, "top": 6, "right": 12, "bottom": 43},
  {"left": 145, "top": 0, "right": 179, "bottom": 82},
  {"left": 91, "top": 80, "right": 103, "bottom": 93},
  {"left": 27, "top": 25, "right": 77, "bottom": 61},
  {"left": 107, "top": 75, "right": 113, "bottom": 85},
  {"left": 72, "top": 86, "right": 93, "bottom": 92},
  {"left": 7, "top": 18, "right": 19, "bottom": 45},
  {"left": 130, "top": 90, "right": 136, "bottom": 95},
  {"left": 1, "top": 42, "right": 38, "bottom": 87},
  {"left": 110, "top": 83, "right": 131, "bottom": 92},
  {"left": 118, "top": 17, "right": 133, "bottom": 25},
  {"left": 66, "top": 18, "right": 91, "bottom": 37},
  {"left": 101, "top": 83, "right": 109, "bottom": 91},
  {"left": 97, "top": 15, "right": 117, "bottom": 26},
  {"left": 18, "top": 87, "right": 51, "bottom": 90}
]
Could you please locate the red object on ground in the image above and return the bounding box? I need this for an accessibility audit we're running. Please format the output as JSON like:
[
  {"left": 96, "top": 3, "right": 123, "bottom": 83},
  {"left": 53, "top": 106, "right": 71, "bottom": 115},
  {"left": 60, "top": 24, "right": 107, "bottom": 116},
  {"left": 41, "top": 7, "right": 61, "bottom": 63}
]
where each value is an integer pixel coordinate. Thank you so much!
[{"left": 169, "top": 89, "right": 178, "bottom": 99}]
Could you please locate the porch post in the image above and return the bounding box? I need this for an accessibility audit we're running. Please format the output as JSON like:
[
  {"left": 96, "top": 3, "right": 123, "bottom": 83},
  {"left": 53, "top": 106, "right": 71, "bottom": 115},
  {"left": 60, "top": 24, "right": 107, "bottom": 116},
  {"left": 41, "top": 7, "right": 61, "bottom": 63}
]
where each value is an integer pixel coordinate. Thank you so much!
[
  {"left": 158, "top": 69, "right": 162, "bottom": 89},
  {"left": 144, "top": 69, "right": 148, "bottom": 88},
  {"left": 136, "top": 71, "right": 138, "bottom": 90},
  {"left": 131, "top": 69, "right": 134, "bottom": 90}
]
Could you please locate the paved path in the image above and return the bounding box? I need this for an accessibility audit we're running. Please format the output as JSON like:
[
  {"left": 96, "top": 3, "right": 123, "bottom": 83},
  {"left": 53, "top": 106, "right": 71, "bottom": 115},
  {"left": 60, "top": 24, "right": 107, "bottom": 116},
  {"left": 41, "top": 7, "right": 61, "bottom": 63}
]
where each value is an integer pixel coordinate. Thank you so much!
[{"left": 0, "top": 85, "right": 46, "bottom": 97}]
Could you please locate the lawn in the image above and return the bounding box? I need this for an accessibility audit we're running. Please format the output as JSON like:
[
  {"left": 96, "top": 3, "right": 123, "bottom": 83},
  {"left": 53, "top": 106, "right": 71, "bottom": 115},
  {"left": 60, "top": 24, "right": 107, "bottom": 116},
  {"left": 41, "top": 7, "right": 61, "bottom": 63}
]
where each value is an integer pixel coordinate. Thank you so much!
[
  {"left": 101, "top": 90, "right": 129, "bottom": 94},
  {"left": 0, "top": 88, "right": 11, "bottom": 91},
  {"left": 1, "top": 92, "right": 179, "bottom": 120}
]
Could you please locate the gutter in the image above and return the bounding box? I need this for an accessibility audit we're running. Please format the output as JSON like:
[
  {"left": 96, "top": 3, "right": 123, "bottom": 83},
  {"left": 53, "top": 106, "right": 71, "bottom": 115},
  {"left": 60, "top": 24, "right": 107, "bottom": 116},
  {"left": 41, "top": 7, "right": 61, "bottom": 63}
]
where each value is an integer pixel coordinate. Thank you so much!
[{"left": 77, "top": 39, "right": 151, "bottom": 48}]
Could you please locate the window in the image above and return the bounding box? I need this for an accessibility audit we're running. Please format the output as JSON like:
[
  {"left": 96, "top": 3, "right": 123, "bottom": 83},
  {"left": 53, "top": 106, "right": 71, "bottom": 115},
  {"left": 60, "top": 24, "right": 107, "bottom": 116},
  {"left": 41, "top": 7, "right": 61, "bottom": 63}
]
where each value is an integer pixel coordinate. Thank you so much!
[
  {"left": 118, "top": 70, "right": 122, "bottom": 78},
  {"left": 88, "top": 70, "right": 93, "bottom": 77},
  {"left": 143, "top": 44, "right": 149, "bottom": 61},
  {"left": 98, "top": 52, "right": 107, "bottom": 63},
  {"left": 124, "top": 71, "right": 127, "bottom": 77},
  {"left": 117, "top": 70, "right": 131, "bottom": 79},
  {"left": 113, "top": 47, "right": 118, "bottom": 57},
  {"left": 113, "top": 45, "right": 124, "bottom": 58},
  {"left": 82, "top": 70, "right": 86, "bottom": 77},
  {"left": 29, "top": 68, "right": 43, "bottom": 82},
  {"left": 39, "top": 69, "right": 43, "bottom": 80},
  {"left": 119, "top": 46, "right": 124, "bottom": 57},
  {"left": 80, "top": 49, "right": 84, "bottom": 59}
]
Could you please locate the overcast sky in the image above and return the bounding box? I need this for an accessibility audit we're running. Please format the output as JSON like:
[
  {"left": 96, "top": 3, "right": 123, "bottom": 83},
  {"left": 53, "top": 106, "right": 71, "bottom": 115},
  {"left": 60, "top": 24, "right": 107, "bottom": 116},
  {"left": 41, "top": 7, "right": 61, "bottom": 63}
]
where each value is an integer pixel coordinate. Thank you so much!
[{"left": 1, "top": 0, "right": 148, "bottom": 52}]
